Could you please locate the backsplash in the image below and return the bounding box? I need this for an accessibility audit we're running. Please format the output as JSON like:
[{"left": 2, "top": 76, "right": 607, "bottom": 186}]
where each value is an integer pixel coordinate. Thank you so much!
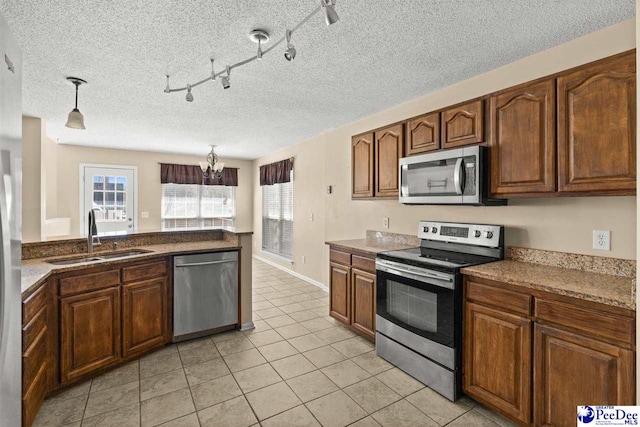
[
  {"left": 365, "top": 230, "right": 420, "bottom": 246},
  {"left": 508, "top": 247, "right": 636, "bottom": 278}
]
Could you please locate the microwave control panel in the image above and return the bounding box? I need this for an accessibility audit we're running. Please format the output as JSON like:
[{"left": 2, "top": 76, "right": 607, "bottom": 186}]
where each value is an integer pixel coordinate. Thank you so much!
[{"left": 418, "top": 221, "right": 502, "bottom": 248}]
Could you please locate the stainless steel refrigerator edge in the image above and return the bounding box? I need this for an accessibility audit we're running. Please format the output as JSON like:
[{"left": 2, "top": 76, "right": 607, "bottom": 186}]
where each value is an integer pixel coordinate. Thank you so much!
[{"left": 0, "top": 12, "right": 22, "bottom": 427}]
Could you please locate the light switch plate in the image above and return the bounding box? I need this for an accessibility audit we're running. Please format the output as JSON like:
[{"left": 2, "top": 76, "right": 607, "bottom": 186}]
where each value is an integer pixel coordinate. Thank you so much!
[
  {"left": 383, "top": 217, "right": 389, "bottom": 229},
  {"left": 593, "top": 230, "right": 610, "bottom": 251}
]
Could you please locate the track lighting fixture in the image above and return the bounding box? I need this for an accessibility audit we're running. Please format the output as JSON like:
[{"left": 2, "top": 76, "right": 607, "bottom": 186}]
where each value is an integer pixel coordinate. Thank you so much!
[
  {"left": 221, "top": 66, "right": 231, "bottom": 89},
  {"left": 163, "top": 2, "right": 340, "bottom": 96},
  {"left": 321, "top": 0, "right": 339, "bottom": 26},
  {"left": 65, "top": 77, "right": 87, "bottom": 130},
  {"left": 284, "top": 29, "right": 296, "bottom": 61}
]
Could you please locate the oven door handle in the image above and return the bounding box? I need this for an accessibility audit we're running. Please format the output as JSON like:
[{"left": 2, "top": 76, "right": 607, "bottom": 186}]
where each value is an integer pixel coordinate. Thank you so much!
[{"left": 377, "top": 263, "right": 455, "bottom": 290}]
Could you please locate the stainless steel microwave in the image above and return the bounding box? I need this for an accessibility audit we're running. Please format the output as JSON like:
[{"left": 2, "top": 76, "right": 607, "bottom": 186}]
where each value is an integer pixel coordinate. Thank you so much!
[{"left": 399, "top": 146, "right": 506, "bottom": 206}]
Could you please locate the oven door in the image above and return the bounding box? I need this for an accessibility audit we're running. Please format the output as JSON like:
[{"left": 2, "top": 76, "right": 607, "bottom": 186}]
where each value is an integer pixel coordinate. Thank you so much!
[
  {"left": 376, "top": 259, "right": 458, "bottom": 362},
  {"left": 399, "top": 145, "right": 480, "bottom": 204}
]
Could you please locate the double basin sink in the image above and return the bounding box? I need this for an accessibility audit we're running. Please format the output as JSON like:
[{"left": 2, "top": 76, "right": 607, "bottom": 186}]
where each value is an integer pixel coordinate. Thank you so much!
[{"left": 47, "top": 249, "right": 153, "bottom": 265}]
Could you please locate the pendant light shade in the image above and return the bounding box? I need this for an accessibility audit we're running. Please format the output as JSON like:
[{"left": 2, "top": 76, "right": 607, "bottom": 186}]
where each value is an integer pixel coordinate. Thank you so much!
[
  {"left": 65, "top": 77, "right": 87, "bottom": 130},
  {"left": 321, "top": 0, "right": 339, "bottom": 26}
]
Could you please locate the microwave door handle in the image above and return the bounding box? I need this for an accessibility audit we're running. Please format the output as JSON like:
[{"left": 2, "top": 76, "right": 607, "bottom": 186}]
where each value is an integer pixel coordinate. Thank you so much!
[{"left": 453, "top": 158, "right": 464, "bottom": 195}]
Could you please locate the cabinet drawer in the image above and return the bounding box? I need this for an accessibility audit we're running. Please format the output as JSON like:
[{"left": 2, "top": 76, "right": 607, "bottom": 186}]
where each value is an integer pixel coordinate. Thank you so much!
[
  {"left": 535, "top": 299, "right": 634, "bottom": 347},
  {"left": 352, "top": 255, "right": 375, "bottom": 273},
  {"left": 23, "top": 326, "right": 47, "bottom": 391},
  {"left": 59, "top": 269, "right": 120, "bottom": 296},
  {"left": 122, "top": 260, "right": 167, "bottom": 283},
  {"left": 23, "top": 305, "right": 46, "bottom": 352},
  {"left": 466, "top": 279, "right": 531, "bottom": 316},
  {"left": 22, "top": 284, "right": 47, "bottom": 326},
  {"left": 22, "top": 361, "right": 48, "bottom": 427},
  {"left": 330, "top": 249, "right": 351, "bottom": 266}
]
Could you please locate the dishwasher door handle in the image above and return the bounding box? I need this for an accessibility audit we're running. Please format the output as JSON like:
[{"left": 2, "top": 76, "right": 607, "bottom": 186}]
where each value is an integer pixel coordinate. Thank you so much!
[{"left": 175, "top": 259, "right": 238, "bottom": 268}]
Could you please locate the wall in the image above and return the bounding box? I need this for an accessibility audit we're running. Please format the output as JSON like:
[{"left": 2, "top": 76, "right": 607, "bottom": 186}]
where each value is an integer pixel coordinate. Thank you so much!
[
  {"left": 22, "top": 117, "right": 42, "bottom": 242},
  {"left": 24, "top": 138, "right": 254, "bottom": 242},
  {"left": 253, "top": 19, "right": 637, "bottom": 285}
]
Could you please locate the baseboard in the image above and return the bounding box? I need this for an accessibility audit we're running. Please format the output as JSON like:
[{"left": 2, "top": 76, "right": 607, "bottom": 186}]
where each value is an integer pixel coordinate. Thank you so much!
[{"left": 253, "top": 254, "right": 329, "bottom": 292}]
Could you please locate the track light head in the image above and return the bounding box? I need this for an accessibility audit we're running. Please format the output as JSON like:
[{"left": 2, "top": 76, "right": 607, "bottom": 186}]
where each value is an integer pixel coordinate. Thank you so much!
[
  {"left": 284, "top": 29, "right": 296, "bottom": 61},
  {"left": 222, "top": 66, "right": 231, "bottom": 89},
  {"left": 321, "top": 0, "right": 339, "bottom": 25},
  {"left": 186, "top": 84, "right": 194, "bottom": 102},
  {"left": 257, "top": 40, "right": 263, "bottom": 60},
  {"left": 164, "top": 75, "right": 171, "bottom": 93},
  {"left": 210, "top": 58, "right": 216, "bottom": 80}
]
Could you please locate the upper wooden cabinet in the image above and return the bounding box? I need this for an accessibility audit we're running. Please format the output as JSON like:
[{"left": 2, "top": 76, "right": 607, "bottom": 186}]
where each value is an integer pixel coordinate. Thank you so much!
[
  {"left": 405, "top": 112, "right": 440, "bottom": 155},
  {"left": 351, "top": 132, "right": 374, "bottom": 198},
  {"left": 489, "top": 79, "right": 556, "bottom": 196},
  {"left": 557, "top": 52, "right": 636, "bottom": 194},
  {"left": 375, "top": 123, "right": 404, "bottom": 197},
  {"left": 441, "top": 100, "right": 484, "bottom": 149}
]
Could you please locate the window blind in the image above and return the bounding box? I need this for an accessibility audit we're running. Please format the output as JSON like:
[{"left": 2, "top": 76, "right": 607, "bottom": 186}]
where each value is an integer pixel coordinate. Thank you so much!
[
  {"left": 162, "top": 183, "right": 235, "bottom": 230},
  {"left": 262, "top": 172, "right": 293, "bottom": 260}
]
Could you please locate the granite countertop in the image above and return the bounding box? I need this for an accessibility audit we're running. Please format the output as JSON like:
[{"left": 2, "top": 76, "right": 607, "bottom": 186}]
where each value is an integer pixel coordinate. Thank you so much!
[
  {"left": 22, "top": 240, "right": 241, "bottom": 295},
  {"left": 325, "top": 238, "right": 417, "bottom": 256},
  {"left": 461, "top": 260, "right": 636, "bottom": 310}
]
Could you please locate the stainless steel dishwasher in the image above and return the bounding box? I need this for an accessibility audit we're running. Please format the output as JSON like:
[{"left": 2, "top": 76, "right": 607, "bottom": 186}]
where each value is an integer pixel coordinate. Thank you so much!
[{"left": 173, "top": 251, "right": 238, "bottom": 342}]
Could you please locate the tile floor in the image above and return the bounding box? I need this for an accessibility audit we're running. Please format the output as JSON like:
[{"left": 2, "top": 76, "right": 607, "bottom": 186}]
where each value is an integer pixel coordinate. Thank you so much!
[{"left": 33, "top": 259, "right": 517, "bottom": 427}]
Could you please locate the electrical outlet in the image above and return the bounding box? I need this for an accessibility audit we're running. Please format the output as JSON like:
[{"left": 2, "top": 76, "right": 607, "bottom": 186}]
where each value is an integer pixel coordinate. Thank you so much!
[
  {"left": 141, "top": 211, "right": 149, "bottom": 219},
  {"left": 302, "top": 256, "right": 306, "bottom": 264},
  {"left": 383, "top": 217, "right": 389, "bottom": 229},
  {"left": 310, "top": 213, "right": 314, "bottom": 221},
  {"left": 593, "top": 230, "right": 611, "bottom": 251}
]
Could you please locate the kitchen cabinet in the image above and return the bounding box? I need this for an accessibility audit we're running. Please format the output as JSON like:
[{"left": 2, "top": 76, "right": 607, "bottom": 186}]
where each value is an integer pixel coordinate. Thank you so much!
[
  {"left": 464, "top": 301, "right": 531, "bottom": 424},
  {"left": 375, "top": 123, "right": 404, "bottom": 197},
  {"left": 351, "top": 132, "right": 374, "bottom": 198},
  {"left": 489, "top": 79, "right": 556, "bottom": 196},
  {"left": 60, "top": 286, "right": 121, "bottom": 384},
  {"left": 122, "top": 277, "right": 168, "bottom": 357},
  {"left": 533, "top": 324, "right": 634, "bottom": 426},
  {"left": 328, "top": 248, "right": 376, "bottom": 341},
  {"left": 351, "top": 268, "right": 376, "bottom": 340},
  {"left": 557, "top": 51, "right": 636, "bottom": 194},
  {"left": 441, "top": 99, "right": 484, "bottom": 149},
  {"left": 463, "top": 275, "right": 635, "bottom": 426},
  {"left": 405, "top": 112, "right": 440, "bottom": 155}
]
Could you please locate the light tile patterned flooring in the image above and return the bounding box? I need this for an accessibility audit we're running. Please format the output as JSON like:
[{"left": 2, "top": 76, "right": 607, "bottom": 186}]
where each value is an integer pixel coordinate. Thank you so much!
[{"left": 34, "top": 259, "right": 517, "bottom": 427}]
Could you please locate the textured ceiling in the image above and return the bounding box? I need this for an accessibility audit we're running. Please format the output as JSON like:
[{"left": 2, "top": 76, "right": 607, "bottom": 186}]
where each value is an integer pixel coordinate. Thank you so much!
[{"left": 0, "top": 1, "right": 635, "bottom": 159}]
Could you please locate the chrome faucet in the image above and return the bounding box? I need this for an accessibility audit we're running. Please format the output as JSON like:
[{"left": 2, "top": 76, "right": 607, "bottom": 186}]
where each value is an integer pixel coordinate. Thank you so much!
[{"left": 87, "top": 209, "right": 101, "bottom": 253}]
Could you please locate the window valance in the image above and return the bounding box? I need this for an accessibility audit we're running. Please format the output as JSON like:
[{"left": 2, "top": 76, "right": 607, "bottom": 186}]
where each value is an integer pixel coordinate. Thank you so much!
[
  {"left": 259, "top": 158, "right": 294, "bottom": 186},
  {"left": 160, "top": 163, "right": 238, "bottom": 186}
]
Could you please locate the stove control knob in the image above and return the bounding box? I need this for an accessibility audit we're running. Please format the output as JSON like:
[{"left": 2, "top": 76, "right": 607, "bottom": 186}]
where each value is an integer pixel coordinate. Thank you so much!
[
  {"left": 423, "top": 226, "right": 429, "bottom": 233},
  {"left": 474, "top": 230, "right": 481, "bottom": 238},
  {"left": 431, "top": 227, "right": 438, "bottom": 234},
  {"left": 485, "top": 231, "right": 494, "bottom": 239}
]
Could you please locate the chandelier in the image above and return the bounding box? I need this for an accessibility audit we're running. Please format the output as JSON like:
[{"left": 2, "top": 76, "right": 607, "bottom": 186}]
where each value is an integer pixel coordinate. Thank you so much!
[
  {"left": 164, "top": 0, "right": 339, "bottom": 101},
  {"left": 200, "top": 145, "right": 225, "bottom": 180}
]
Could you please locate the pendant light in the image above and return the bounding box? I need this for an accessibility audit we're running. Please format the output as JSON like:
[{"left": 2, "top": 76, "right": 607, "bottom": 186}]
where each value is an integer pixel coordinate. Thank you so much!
[{"left": 65, "top": 77, "right": 87, "bottom": 130}]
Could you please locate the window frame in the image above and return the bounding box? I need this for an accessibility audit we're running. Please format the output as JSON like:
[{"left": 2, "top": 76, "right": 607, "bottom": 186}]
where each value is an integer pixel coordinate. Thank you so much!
[
  {"left": 261, "top": 171, "right": 293, "bottom": 262},
  {"left": 161, "top": 183, "right": 236, "bottom": 231}
]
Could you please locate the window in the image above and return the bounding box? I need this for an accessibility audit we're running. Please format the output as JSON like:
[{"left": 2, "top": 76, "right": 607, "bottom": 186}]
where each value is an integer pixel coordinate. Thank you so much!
[
  {"left": 262, "top": 173, "right": 293, "bottom": 260},
  {"left": 162, "top": 184, "right": 235, "bottom": 230}
]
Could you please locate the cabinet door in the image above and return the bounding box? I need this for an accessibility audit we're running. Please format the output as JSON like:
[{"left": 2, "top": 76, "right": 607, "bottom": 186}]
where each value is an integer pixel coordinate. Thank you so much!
[
  {"left": 557, "top": 52, "right": 636, "bottom": 194},
  {"left": 352, "top": 132, "right": 374, "bottom": 198},
  {"left": 329, "top": 262, "right": 350, "bottom": 325},
  {"left": 122, "top": 277, "right": 168, "bottom": 357},
  {"left": 534, "top": 324, "right": 635, "bottom": 427},
  {"left": 463, "top": 302, "right": 531, "bottom": 425},
  {"left": 441, "top": 100, "right": 484, "bottom": 148},
  {"left": 60, "top": 287, "right": 121, "bottom": 383},
  {"left": 351, "top": 269, "right": 375, "bottom": 340},
  {"left": 375, "top": 123, "right": 403, "bottom": 197},
  {"left": 490, "top": 79, "right": 556, "bottom": 196},
  {"left": 405, "top": 112, "right": 440, "bottom": 155}
]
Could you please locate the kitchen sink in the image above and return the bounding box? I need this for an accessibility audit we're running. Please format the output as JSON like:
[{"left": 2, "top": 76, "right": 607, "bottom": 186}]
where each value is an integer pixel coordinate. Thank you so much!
[{"left": 47, "top": 249, "right": 153, "bottom": 265}]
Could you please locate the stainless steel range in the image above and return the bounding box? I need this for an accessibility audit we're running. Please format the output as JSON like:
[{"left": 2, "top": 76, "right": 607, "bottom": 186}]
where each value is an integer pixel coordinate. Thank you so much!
[{"left": 375, "top": 220, "right": 504, "bottom": 401}]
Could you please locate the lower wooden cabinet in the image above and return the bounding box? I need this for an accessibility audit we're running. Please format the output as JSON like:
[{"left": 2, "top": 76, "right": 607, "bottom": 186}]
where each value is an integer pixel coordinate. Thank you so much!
[
  {"left": 463, "top": 275, "right": 635, "bottom": 426},
  {"left": 329, "top": 262, "right": 350, "bottom": 325},
  {"left": 328, "top": 248, "right": 376, "bottom": 341},
  {"left": 122, "top": 277, "right": 168, "bottom": 357},
  {"left": 533, "top": 324, "right": 634, "bottom": 426},
  {"left": 60, "top": 286, "right": 121, "bottom": 384},
  {"left": 351, "top": 268, "right": 376, "bottom": 340},
  {"left": 463, "top": 302, "right": 531, "bottom": 424}
]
